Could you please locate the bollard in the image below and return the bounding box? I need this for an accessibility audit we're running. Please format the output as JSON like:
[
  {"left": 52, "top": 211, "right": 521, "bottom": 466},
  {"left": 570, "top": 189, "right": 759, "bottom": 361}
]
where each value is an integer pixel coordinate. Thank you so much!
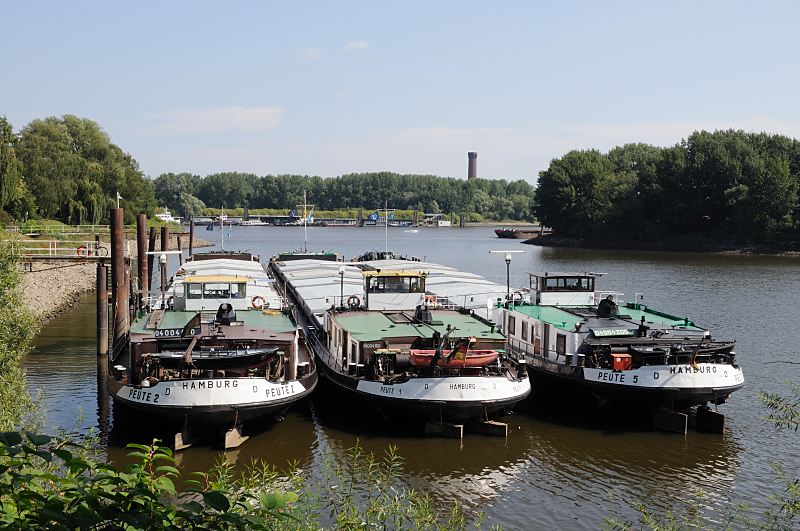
[
  {"left": 96, "top": 263, "right": 108, "bottom": 357},
  {"left": 110, "top": 208, "right": 127, "bottom": 345},
  {"left": 147, "top": 226, "right": 156, "bottom": 295},
  {"left": 136, "top": 214, "right": 148, "bottom": 308},
  {"left": 189, "top": 218, "right": 194, "bottom": 258}
]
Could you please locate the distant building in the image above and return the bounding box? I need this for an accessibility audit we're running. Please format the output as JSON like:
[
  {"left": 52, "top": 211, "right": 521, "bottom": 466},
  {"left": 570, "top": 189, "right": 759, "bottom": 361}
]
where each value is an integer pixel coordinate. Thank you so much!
[{"left": 468, "top": 152, "right": 477, "bottom": 179}]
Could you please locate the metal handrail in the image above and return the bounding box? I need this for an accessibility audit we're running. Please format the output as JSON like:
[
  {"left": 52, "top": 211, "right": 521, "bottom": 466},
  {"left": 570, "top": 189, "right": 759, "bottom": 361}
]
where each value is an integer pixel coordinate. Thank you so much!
[
  {"left": 305, "top": 329, "right": 343, "bottom": 371},
  {"left": 5, "top": 224, "right": 110, "bottom": 235},
  {"left": 3, "top": 239, "right": 110, "bottom": 258}
]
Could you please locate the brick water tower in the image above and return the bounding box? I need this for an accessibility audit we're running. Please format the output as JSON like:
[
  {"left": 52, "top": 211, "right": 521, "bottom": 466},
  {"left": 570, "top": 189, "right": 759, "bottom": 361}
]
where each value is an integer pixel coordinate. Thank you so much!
[{"left": 467, "top": 152, "right": 477, "bottom": 179}]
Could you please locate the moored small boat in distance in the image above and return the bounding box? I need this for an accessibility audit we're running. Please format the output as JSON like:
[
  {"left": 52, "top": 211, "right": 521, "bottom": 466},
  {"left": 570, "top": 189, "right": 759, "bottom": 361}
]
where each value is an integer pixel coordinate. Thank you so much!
[
  {"left": 495, "top": 272, "right": 744, "bottom": 431},
  {"left": 155, "top": 207, "right": 181, "bottom": 224},
  {"left": 494, "top": 226, "right": 550, "bottom": 239}
]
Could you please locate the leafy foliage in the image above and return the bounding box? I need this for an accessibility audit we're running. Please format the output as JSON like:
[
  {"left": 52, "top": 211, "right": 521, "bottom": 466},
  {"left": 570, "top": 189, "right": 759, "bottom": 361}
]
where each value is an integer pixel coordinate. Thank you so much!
[
  {"left": 154, "top": 171, "right": 537, "bottom": 222},
  {"left": 536, "top": 130, "right": 800, "bottom": 242},
  {"left": 7, "top": 115, "right": 156, "bottom": 224},
  {"left": 0, "top": 433, "right": 302, "bottom": 529},
  {"left": 758, "top": 381, "right": 800, "bottom": 432},
  {"left": 0, "top": 242, "right": 38, "bottom": 430},
  {"left": 0, "top": 117, "right": 28, "bottom": 217},
  {"left": 0, "top": 434, "right": 485, "bottom": 530}
]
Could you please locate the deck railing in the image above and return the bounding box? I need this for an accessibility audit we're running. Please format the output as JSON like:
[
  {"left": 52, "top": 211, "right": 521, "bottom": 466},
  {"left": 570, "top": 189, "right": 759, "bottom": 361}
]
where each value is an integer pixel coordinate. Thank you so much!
[
  {"left": 5, "top": 224, "right": 111, "bottom": 236},
  {"left": 3, "top": 239, "right": 112, "bottom": 258}
]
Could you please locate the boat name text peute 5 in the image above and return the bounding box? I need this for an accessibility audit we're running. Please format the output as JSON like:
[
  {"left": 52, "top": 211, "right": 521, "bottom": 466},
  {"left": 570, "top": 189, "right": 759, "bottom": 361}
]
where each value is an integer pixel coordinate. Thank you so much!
[
  {"left": 495, "top": 272, "right": 743, "bottom": 413},
  {"left": 269, "top": 256, "right": 531, "bottom": 427},
  {"left": 107, "top": 251, "right": 317, "bottom": 449}
]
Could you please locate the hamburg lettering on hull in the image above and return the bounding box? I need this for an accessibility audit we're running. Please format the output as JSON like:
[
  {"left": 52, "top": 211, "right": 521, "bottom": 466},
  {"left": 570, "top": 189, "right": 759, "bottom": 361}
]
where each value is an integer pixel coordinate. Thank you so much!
[
  {"left": 583, "top": 364, "right": 745, "bottom": 389},
  {"left": 119, "top": 379, "right": 305, "bottom": 407},
  {"left": 356, "top": 377, "right": 530, "bottom": 401}
]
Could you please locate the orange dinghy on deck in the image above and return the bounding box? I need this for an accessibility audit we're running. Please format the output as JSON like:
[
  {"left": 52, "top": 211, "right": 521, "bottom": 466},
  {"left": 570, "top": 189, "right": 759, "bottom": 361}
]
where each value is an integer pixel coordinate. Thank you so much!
[{"left": 409, "top": 349, "right": 500, "bottom": 368}]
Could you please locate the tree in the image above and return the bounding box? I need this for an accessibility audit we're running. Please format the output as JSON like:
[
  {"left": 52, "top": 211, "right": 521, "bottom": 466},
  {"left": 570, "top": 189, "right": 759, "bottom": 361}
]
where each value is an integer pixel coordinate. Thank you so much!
[
  {"left": 180, "top": 192, "right": 206, "bottom": 218},
  {"left": 154, "top": 173, "right": 200, "bottom": 210},
  {"left": 15, "top": 115, "right": 155, "bottom": 224},
  {"left": 0, "top": 117, "right": 27, "bottom": 216},
  {"left": 535, "top": 149, "right": 613, "bottom": 237}
]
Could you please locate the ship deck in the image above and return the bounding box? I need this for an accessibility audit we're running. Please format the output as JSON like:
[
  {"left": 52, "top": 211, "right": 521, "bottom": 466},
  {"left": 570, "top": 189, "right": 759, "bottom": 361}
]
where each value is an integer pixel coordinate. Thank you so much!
[
  {"left": 130, "top": 309, "right": 297, "bottom": 336},
  {"left": 510, "top": 303, "right": 706, "bottom": 333}
]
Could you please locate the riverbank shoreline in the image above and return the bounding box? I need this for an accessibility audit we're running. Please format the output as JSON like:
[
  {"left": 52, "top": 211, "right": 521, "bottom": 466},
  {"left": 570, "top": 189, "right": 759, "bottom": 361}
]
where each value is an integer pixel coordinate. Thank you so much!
[
  {"left": 524, "top": 235, "right": 800, "bottom": 256},
  {"left": 20, "top": 235, "right": 213, "bottom": 324}
]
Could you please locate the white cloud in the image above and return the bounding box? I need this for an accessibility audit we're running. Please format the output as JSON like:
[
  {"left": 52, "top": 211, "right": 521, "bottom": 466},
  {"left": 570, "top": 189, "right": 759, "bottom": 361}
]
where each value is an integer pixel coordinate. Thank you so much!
[
  {"left": 302, "top": 47, "right": 324, "bottom": 60},
  {"left": 149, "top": 106, "right": 286, "bottom": 135},
  {"left": 342, "top": 40, "right": 369, "bottom": 51}
]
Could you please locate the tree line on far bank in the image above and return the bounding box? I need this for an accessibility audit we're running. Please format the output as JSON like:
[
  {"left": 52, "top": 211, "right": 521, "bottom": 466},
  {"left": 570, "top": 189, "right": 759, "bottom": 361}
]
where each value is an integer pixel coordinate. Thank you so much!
[
  {"left": 4, "top": 114, "right": 800, "bottom": 241},
  {"left": 536, "top": 130, "right": 800, "bottom": 242},
  {"left": 154, "top": 171, "right": 535, "bottom": 222}
]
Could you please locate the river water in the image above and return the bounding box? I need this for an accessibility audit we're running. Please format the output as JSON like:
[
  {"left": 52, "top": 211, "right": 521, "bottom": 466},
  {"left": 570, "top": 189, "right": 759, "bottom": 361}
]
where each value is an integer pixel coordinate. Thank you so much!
[{"left": 24, "top": 226, "right": 800, "bottom": 529}]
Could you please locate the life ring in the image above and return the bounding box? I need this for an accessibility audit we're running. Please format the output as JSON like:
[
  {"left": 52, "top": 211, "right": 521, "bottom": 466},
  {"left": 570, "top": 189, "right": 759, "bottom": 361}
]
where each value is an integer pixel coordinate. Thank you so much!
[
  {"left": 251, "top": 295, "right": 266, "bottom": 309},
  {"left": 424, "top": 294, "right": 436, "bottom": 306},
  {"left": 76, "top": 245, "right": 88, "bottom": 257},
  {"left": 347, "top": 295, "right": 360, "bottom": 308}
]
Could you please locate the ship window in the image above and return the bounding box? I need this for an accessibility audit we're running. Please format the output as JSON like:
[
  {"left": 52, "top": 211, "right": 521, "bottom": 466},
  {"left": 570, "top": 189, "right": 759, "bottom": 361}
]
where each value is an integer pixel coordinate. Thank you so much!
[
  {"left": 542, "top": 277, "right": 593, "bottom": 292},
  {"left": 203, "top": 283, "right": 230, "bottom": 299},
  {"left": 187, "top": 283, "right": 202, "bottom": 299},
  {"left": 384, "top": 276, "right": 407, "bottom": 293},
  {"left": 521, "top": 321, "right": 528, "bottom": 340},
  {"left": 368, "top": 277, "right": 385, "bottom": 293},
  {"left": 556, "top": 334, "right": 566, "bottom": 356},
  {"left": 507, "top": 315, "right": 516, "bottom": 336},
  {"left": 409, "top": 277, "right": 422, "bottom": 293},
  {"left": 231, "top": 283, "right": 246, "bottom": 299}
]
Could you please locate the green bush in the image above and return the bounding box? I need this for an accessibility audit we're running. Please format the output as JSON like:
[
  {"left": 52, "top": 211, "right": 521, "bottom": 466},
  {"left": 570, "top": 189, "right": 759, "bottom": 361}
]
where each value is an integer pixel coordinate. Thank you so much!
[
  {"left": 0, "top": 243, "right": 38, "bottom": 430},
  {"left": 0, "top": 434, "right": 485, "bottom": 530}
]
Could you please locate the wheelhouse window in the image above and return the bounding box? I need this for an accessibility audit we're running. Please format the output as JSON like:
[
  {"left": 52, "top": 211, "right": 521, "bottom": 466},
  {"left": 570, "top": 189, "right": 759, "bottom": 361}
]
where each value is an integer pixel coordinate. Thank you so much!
[
  {"left": 203, "top": 283, "right": 230, "bottom": 299},
  {"left": 507, "top": 315, "right": 516, "bottom": 336},
  {"left": 187, "top": 283, "right": 202, "bottom": 299},
  {"left": 368, "top": 277, "right": 386, "bottom": 293},
  {"left": 521, "top": 320, "right": 528, "bottom": 341},
  {"left": 368, "top": 275, "right": 423, "bottom": 293},
  {"left": 541, "top": 276, "right": 594, "bottom": 292},
  {"left": 230, "top": 283, "right": 246, "bottom": 299}
]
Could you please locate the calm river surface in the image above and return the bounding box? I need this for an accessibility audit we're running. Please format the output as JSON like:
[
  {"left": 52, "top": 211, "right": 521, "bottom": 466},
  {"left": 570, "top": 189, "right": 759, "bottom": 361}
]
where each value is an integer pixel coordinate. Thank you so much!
[{"left": 24, "top": 226, "right": 800, "bottom": 529}]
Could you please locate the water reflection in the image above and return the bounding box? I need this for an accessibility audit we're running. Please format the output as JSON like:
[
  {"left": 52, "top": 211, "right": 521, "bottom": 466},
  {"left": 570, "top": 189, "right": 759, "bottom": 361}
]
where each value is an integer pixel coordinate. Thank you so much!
[
  {"left": 310, "top": 381, "right": 535, "bottom": 505},
  {"left": 22, "top": 228, "right": 800, "bottom": 528}
]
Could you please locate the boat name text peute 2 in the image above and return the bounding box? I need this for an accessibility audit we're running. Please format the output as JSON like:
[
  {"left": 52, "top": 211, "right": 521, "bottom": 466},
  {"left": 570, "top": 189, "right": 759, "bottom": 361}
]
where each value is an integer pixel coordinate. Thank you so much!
[{"left": 107, "top": 251, "right": 318, "bottom": 449}]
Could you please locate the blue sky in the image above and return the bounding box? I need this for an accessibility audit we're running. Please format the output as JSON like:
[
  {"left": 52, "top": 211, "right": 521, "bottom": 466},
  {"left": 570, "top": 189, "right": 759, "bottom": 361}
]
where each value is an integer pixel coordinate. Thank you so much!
[{"left": 3, "top": 1, "right": 799, "bottom": 182}]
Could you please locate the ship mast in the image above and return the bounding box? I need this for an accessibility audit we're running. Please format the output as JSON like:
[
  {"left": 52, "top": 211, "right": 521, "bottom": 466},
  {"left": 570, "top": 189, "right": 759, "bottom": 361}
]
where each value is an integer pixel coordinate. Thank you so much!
[
  {"left": 379, "top": 200, "right": 395, "bottom": 257},
  {"left": 303, "top": 191, "right": 308, "bottom": 252},
  {"left": 220, "top": 206, "right": 225, "bottom": 251},
  {"left": 296, "top": 191, "right": 314, "bottom": 252}
]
